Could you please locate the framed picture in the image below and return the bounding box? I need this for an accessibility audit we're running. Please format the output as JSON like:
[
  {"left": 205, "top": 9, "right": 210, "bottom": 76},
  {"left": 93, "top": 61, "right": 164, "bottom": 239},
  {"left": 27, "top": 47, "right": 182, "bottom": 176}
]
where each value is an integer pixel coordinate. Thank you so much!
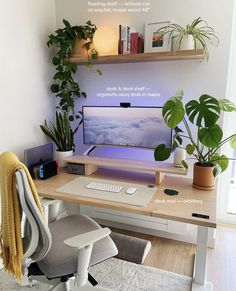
[{"left": 144, "top": 20, "right": 172, "bottom": 53}]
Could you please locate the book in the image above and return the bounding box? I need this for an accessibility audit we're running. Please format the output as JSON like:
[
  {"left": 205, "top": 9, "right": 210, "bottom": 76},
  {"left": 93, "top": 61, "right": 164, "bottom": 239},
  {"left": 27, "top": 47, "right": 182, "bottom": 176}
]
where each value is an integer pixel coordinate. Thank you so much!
[
  {"left": 118, "top": 25, "right": 143, "bottom": 55},
  {"left": 130, "top": 32, "right": 139, "bottom": 54}
]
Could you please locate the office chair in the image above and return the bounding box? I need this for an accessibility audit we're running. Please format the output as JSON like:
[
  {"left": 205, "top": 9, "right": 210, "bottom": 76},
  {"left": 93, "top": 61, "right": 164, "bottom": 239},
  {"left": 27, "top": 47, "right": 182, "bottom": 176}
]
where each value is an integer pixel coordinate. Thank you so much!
[{"left": 15, "top": 168, "right": 118, "bottom": 291}]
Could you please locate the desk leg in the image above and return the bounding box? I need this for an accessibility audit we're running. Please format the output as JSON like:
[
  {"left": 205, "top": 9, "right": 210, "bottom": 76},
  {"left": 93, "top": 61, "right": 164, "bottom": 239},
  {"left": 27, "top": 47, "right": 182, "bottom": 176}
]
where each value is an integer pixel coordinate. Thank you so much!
[{"left": 192, "top": 226, "right": 213, "bottom": 291}]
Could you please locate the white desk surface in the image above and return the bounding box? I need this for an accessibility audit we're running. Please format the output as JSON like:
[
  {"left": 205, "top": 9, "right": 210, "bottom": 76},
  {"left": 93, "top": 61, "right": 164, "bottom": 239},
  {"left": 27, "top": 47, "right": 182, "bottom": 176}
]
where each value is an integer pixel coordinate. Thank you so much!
[{"left": 34, "top": 168, "right": 216, "bottom": 228}]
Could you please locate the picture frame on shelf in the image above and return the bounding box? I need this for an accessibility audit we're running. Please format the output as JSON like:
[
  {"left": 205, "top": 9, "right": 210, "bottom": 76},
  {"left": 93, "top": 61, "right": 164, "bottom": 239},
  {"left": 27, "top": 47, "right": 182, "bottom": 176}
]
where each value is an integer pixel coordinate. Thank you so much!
[{"left": 144, "top": 20, "right": 172, "bottom": 53}]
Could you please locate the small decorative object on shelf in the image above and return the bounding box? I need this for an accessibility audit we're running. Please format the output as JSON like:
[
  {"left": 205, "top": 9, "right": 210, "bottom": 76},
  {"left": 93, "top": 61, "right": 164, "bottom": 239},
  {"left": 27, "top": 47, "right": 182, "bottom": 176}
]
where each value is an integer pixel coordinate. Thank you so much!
[
  {"left": 154, "top": 17, "right": 219, "bottom": 59},
  {"left": 144, "top": 20, "right": 172, "bottom": 53},
  {"left": 93, "top": 26, "right": 118, "bottom": 56},
  {"left": 173, "top": 148, "right": 186, "bottom": 168},
  {"left": 154, "top": 90, "right": 236, "bottom": 190},
  {"left": 118, "top": 25, "right": 144, "bottom": 55}
]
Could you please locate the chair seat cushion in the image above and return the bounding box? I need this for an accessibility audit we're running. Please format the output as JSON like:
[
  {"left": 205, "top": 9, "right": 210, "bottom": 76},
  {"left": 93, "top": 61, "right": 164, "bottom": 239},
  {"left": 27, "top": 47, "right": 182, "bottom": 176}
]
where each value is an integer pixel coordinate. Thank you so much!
[{"left": 37, "top": 214, "right": 118, "bottom": 278}]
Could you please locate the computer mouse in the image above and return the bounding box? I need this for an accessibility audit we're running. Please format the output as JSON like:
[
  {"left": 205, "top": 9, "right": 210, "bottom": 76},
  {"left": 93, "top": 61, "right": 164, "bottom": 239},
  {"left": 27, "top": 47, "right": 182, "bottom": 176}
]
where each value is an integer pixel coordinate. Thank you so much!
[{"left": 125, "top": 187, "right": 137, "bottom": 195}]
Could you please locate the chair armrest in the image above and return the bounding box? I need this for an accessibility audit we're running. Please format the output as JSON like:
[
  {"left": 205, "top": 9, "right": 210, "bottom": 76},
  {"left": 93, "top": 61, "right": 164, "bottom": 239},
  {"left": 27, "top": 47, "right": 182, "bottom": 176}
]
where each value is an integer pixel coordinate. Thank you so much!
[{"left": 64, "top": 227, "right": 111, "bottom": 249}]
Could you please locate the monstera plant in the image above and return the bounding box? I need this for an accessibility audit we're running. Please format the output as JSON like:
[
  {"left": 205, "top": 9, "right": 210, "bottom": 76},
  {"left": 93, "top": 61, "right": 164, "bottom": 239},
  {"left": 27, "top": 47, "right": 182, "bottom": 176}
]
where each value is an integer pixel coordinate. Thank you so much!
[{"left": 155, "top": 90, "right": 236, "bottom": 190}]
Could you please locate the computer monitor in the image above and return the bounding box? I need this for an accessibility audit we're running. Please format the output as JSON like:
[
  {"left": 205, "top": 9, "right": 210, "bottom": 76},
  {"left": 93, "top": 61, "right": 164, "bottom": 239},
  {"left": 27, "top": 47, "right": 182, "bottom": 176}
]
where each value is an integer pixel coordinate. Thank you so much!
[{"left": 82, "top": 106, "right": 172, "bottom": 149}]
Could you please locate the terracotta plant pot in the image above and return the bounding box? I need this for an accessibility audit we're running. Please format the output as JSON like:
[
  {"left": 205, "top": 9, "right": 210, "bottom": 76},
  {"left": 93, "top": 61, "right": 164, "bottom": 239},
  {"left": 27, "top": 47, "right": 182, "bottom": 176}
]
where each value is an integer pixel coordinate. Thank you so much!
[
  {"left": 192, "top": 163, "right": 215, "bottom": 190},
  {"left": 72, "top": 39, "right": 92, "bottom": 57}
]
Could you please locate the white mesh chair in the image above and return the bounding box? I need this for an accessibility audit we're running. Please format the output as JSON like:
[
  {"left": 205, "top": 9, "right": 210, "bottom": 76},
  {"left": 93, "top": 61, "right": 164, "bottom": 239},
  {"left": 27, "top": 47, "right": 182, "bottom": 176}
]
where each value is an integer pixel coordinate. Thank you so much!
[{"left": 15, "top": 168, "right": 118, "bottom": 291}]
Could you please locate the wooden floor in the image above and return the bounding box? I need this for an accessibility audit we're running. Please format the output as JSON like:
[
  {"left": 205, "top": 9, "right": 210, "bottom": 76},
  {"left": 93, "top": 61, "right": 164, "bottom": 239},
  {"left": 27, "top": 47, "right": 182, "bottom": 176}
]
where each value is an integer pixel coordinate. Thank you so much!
[{"left": 111, "top": 225, "right": 236, "bottom": 291}]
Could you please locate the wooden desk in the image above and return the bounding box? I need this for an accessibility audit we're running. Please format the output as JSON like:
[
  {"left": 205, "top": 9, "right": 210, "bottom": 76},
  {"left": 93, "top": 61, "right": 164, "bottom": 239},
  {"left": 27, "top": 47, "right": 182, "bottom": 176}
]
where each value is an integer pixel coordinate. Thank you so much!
[{"left": 35, "top": 168, "right": 216, "bottom": 291}]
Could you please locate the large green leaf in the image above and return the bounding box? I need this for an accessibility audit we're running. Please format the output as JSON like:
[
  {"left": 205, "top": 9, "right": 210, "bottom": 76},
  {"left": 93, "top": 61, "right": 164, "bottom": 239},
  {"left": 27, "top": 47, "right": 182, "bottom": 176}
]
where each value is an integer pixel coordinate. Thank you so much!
[
  {"left": 211, "top": 154, "right": 229, "bottom": 174},
  {"left": 219, "top": 99, "right": 236, "bottom": 112},
  {"left": 198, "top": 124, "right": 223, "bottom": 148},
  {"left": 230, "top": 134, "right": 236, "bottom": 149},
  {"left": 186, "top": 144, "right": 195, "bottom": 155},
  {"left": 181, "top": 160, "right": 188, "bottom": 169},
  {"left": 185, "top": 94, "right": 220, "bottom": 127},
  {"left": 162, "top": 97, "right": 185, "bottom": 129},
  {"left": 213, "top": 164, "right": 221, "bottom": 177},
  {"left": 154, "top": 144, "right": 171, "bottom": 161}
]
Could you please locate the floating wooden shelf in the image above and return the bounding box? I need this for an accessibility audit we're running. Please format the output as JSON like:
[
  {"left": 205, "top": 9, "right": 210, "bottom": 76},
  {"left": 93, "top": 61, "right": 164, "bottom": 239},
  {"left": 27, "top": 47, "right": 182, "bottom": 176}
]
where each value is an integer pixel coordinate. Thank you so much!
[{"left": 68, "top": 49, "right": 204, "bottom": 65}]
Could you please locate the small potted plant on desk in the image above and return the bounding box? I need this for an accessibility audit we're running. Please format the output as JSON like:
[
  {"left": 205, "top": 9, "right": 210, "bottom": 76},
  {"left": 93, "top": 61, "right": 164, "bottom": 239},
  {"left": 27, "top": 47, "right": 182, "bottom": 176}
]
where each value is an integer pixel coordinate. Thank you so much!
[
  {"left": 156, "top": 17, "right": 219, "bottom": 59},
  {"left": 154, "top": 90, "right": 236, "bottom": 190},
  {"left": 40, "top": 111, "right": 83, "bottom": 167}
]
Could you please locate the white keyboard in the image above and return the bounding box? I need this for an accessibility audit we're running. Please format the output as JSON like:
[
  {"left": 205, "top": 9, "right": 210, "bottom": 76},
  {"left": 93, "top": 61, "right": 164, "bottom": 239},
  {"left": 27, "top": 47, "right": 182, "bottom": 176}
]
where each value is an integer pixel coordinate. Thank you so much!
[{"left": 85, "top": 181, "right": 124, "bottom": 193}]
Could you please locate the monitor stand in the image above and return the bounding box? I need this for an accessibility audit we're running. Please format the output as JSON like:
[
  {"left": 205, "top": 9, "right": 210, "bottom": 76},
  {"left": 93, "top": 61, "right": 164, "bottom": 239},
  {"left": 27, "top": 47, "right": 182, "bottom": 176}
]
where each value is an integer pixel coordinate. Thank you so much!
[{"left": 64, "top": 154, "right": 187, "bottom": 185}]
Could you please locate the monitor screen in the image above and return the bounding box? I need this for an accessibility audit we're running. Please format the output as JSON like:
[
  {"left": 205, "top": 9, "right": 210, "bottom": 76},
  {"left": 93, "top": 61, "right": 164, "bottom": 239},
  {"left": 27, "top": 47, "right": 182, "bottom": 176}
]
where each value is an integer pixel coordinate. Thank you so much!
[{"left": 82, "top": 106, "right": 172, "bottom": 149}]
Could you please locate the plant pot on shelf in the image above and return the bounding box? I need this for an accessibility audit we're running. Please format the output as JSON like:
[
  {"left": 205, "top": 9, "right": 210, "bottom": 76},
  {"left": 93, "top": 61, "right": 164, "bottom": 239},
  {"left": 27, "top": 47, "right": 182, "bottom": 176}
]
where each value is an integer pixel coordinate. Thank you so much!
[
  {"left": 192, "top": 163, "right": 215, "bottom": 191},
  {"left": 180, "top": 35, "right": 195, "bottom": 50},
  {"left": 72, "top": 38, "right": 92, "bottom": 57},
  {"left": 55, "top": 150, "right": 73, "bottom": 168}
]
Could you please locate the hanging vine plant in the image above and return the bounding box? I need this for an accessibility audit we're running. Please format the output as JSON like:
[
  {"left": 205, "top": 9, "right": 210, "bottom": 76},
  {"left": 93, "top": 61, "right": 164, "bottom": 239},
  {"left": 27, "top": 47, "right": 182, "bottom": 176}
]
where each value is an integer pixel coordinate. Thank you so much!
[{"left": 47, "top": 19, "right": 101, "bottom": 121}]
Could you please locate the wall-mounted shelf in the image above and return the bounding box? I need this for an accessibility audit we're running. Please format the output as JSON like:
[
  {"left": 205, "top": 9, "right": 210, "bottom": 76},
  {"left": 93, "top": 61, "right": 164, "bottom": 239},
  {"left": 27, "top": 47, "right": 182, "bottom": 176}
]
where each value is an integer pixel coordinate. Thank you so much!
[{"left": 68, "top": 49, "right": 204, "bottom": 65}]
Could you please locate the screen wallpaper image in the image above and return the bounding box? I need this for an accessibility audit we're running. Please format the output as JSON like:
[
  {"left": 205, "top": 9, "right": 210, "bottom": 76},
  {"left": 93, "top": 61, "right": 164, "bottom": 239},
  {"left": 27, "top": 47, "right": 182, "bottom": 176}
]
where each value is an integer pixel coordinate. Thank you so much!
[{"left": 83, "top": 107, "right": 172, "bottom": 149}]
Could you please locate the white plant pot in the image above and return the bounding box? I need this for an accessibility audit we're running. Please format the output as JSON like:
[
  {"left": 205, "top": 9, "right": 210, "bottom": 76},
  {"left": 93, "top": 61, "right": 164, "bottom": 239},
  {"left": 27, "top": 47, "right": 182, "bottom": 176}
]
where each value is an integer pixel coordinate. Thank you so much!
[
  {"left": 180, "top": 35, "right": 195, "bottom": 50},
  {"left": 173, "top": 148, "right": 186, "bottom": 168},
  {"left": 55, "top": 150, "right": 73, "bottom": 168}
]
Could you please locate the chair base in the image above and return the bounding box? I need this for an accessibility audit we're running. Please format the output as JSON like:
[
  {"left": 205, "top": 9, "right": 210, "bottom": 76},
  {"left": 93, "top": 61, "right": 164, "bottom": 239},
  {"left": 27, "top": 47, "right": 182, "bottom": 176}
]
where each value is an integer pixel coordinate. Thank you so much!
[{"left": 30, "top": 275, "right": 110, "bottom": 291}]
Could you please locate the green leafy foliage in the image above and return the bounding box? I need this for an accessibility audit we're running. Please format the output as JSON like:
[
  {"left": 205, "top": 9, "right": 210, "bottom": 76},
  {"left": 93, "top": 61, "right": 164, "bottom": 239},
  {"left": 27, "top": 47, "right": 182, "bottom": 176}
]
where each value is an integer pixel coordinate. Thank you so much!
[
  {"left": 40, "top": 111, "right": 83, "bottom": 151},
  {"left": 219, "top": 99, "right": 236, "bottom": 112},
  {"left": 154, "top": 90, "right": 236, "bottom": 176},
  {"left": 185, "top": 95, "right": 220, "bottom": 127},
  {"left": 230, "top": 135, "right": 236, "bottom": 149},
  {"left": 154, "top": 17, "right": 219, "bottom": 59},
  {"left": 211, "top": 154, "right": 229, "bottom": 175},
  {"left": 162, "top": 94, "right": 185, "bottom": 129},
  {"left": 186, "top": 144, "right": 195, "bottom": 155},
  {"left": 181, "top": 160, "right": 189, "bottom": 169},
  {"left": 154, "top": 144, "right": 171, "bottom": 161},
  {"left": 48, "top": 19, "right": 99, "bottom": 117},
  {"left": 198, "top": 125, "right": 223, "bottom": 148}
]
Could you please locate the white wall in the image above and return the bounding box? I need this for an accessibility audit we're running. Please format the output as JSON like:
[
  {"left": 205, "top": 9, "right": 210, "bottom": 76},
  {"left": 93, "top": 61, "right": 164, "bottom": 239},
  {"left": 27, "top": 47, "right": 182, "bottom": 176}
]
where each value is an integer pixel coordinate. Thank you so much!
[
  {"left": 55, "top": 0, "right": 235, "bottom": 162},
  {"left": 0, "top": 0, "right": 56, "bottom": 161}
]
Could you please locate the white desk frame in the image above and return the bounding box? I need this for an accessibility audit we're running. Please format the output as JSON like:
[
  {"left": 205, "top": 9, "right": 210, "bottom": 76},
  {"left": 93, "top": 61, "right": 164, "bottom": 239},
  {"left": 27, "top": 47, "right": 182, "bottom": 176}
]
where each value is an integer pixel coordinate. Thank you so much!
[
  {"left": 35, "top": 170, "right": 216, "bottom": 291},
  {"left": 192, "top": 226, "right": 212, "bottom": 290}
]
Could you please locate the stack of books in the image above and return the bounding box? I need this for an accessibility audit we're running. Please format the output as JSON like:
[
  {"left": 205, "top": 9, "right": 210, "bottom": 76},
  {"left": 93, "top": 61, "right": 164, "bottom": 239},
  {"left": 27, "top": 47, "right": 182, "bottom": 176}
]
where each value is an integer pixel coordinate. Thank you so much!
[{"left": 118, "top": 25, "right": 144, "bottom": 55}]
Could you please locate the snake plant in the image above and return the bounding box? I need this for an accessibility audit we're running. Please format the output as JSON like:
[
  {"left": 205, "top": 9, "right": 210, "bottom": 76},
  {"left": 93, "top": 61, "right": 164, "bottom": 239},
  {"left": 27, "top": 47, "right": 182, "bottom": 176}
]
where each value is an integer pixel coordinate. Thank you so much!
[{"left": 40, "top": 111, "right": 82, "bottom": 151}]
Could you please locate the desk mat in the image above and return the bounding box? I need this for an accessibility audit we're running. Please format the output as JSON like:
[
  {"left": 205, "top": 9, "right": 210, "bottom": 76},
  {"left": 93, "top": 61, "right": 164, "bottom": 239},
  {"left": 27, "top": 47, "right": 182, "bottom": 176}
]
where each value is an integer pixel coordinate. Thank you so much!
[{"left": 56, "top": 176, "right": 156, "bottom": 207}]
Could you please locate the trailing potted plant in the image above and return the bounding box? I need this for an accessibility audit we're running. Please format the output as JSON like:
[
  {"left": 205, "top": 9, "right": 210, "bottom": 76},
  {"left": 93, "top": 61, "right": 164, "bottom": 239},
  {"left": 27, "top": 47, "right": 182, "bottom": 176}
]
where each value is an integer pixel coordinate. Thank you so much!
[
  {"left": 156, "top": 17, "right": 219, "bottom": 58},
  {"left": 40, "top": 111, "right": 83, "bottom": 167},
  {"left": 47, "top": 19, "right": 101, "bottom": 120},
  {"left": 154, "top": 90, "right": 236, "bottom": 190}
]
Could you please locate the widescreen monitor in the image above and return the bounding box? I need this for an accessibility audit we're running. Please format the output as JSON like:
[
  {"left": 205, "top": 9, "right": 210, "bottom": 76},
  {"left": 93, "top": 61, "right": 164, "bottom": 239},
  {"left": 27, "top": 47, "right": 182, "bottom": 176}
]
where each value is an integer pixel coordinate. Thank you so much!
[{"left": 83, "top": 106, "right": 172, "bottom": 149}]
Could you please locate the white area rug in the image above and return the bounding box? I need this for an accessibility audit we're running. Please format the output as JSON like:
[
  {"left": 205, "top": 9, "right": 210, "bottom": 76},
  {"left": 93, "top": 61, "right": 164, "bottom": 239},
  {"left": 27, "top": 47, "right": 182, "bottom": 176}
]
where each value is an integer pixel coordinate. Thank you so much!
[{"left": 0, "top": 258, "right": 192, "bottom": 291}]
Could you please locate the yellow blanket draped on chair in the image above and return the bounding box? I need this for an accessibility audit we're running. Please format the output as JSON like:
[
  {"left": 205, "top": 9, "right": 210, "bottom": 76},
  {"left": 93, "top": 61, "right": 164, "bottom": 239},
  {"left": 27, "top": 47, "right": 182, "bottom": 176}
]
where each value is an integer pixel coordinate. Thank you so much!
[{"left": 0, "top": 152, "right": 44, "bottom": 281}]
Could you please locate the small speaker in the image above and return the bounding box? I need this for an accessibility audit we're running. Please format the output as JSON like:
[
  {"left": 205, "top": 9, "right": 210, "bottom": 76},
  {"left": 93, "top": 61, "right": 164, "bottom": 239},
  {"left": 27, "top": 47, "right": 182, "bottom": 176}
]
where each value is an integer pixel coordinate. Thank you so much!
[{"left": 66, "top": 163, "right": 85, "bottom": 175}]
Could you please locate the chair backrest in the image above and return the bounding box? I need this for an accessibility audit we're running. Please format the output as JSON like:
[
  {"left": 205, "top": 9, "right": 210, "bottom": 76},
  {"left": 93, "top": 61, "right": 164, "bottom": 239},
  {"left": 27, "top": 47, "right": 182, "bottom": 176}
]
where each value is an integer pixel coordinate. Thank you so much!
[{"left": 15, "top": 169, "right": 52, "bottom": 262}]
